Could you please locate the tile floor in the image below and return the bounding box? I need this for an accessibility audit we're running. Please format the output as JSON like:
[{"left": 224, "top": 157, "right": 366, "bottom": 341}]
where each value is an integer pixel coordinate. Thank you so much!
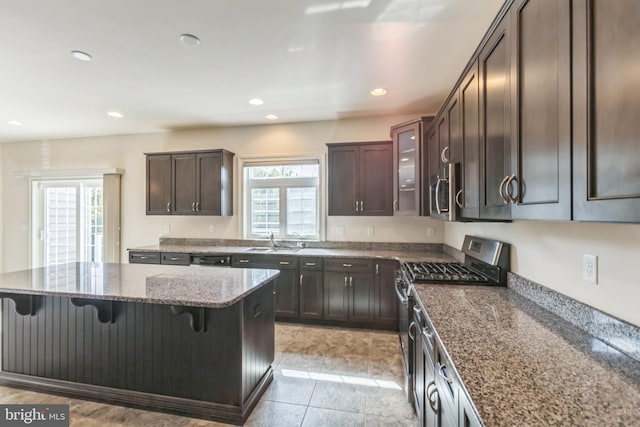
[{"left": 0, "top": 323, "right": 417, "bottom": 426}]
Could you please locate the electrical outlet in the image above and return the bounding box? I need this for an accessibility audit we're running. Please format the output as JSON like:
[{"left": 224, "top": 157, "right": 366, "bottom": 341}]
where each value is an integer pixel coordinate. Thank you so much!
[
  {"left": 583, "top": 254, "right": 598, "bottom": 284},
  {"left": 163, "top": 224, "right": 171, "bottom": 233},
  {"left": 366, "top": 226, "right": 374, "bottom": 236},
  {"left": 333, "top": 226, "right": 345, "bottom": 236}
]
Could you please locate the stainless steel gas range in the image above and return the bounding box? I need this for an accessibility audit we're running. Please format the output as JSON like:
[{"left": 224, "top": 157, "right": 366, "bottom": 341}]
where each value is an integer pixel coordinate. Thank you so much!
[{"left": 396, "top": 235, "right": 510, "bottom": 404}]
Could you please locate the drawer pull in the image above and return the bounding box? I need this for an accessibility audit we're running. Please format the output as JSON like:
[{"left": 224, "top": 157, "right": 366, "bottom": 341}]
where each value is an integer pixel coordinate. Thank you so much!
[
  {"left": 239, "top": 259, "right": 249, "bottom": 263},
  {"left": 279, "top": 261, "right": 290, "bottom": 265},
  {"left": 170, "top": 257, "right": 180, "bottom": 261},
  {"left": 305, "top": 262, "right": 317, "bottom": 266},
  {"left": 139, "top": 256, "right": 149, "bottom": 260},
  {"left": 342, "top": 263, "right": 352, "bottom": 268}
]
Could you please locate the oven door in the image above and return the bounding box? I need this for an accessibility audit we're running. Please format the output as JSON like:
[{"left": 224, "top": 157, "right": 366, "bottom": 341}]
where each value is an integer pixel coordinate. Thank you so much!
[
  {"left": 429, "top": 163, "right": 458, "bottom": 221},
  {"left": 395, "top": 270, "right": 413, "bottom": 402}
]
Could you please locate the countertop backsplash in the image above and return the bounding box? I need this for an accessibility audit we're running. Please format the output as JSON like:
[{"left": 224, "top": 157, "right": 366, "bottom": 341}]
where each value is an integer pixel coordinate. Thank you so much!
[
  {"left": 509, "top": 272, "right": 640, "bottom": 363},
  {"left": 159, "top": 237, "right": 443, "bottom": 253}
]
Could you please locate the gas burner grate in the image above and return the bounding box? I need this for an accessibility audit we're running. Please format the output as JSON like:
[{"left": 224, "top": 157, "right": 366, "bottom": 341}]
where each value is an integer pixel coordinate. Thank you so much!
[{"left": 404, "top": 262, "right": 490, "bottom": 284}]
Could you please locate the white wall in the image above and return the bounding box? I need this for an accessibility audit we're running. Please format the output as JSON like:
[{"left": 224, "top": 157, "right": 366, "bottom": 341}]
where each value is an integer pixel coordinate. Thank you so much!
[
  {"left": 2, "top": 115, "right": 443, "bottom": 273},
  {"left": 446, "top": 221, "right": 640, "bottom": 327}
]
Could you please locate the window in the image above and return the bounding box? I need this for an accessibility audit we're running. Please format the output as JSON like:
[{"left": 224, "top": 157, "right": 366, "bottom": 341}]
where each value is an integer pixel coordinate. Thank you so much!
[
  {"left": 31, "top": 179, "right": 104, "bottom": 267},
  {"left": 244, "top": 161, "right": 320, "bottom": 239}
]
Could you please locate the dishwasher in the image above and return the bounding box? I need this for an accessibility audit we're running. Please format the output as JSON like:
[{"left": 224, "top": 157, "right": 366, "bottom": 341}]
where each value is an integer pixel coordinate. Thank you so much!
[{"left": 190, "top": 255, "right": 231, "bottom": 266}]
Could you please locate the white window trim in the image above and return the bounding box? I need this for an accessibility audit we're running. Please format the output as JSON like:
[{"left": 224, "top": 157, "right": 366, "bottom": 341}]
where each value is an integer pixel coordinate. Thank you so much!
[{"left": 239, "top": 154, "right": 326, "bottom": 241}]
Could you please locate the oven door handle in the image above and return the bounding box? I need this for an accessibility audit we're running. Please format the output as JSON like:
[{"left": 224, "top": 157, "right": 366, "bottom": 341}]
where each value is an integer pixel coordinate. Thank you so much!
[{"left": 394, "top": 280, "right": 408, "bottom": 304}]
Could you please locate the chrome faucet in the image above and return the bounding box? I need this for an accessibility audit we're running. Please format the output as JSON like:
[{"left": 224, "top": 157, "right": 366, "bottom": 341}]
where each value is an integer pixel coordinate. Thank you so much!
[{"left": 268, "top": 231, "right": 277, "bottom": 249}]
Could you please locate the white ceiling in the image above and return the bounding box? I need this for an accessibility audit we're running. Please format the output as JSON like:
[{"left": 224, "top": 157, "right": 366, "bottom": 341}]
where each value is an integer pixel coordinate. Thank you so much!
[{"left": 0, "top": 0, "right": 504, "bottom": 142}]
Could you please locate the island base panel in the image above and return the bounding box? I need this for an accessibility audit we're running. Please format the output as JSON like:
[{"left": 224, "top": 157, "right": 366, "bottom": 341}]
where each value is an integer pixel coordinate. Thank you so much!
[{"left": 0, "top": 280, "right": 275, "bottom": 424}]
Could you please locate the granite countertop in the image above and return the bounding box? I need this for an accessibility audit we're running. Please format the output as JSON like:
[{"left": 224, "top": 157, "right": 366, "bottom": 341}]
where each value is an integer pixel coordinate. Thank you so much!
[
  {"left": 128, "top": 243, "right": 456, "bottom": 264},
  {"left": 412, "top": 284, "right": 640, "bottom": 426},
  {"left": 0, "top": 262, "right": 279, "bottom": 308}
]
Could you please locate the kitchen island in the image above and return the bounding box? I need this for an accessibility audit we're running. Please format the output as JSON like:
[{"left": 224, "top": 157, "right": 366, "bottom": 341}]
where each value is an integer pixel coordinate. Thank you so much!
[{"left": 0, "top": 262, "right": 279, "bottom": 425}]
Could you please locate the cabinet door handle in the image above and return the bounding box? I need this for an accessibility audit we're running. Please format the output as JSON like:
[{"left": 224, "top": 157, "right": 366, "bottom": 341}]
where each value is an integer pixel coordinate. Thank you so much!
[
  {"left": 505, "top": 174, "right": 518, "bottom": 204},
  {"left": 166, "top": 201, "right": 171, "bottom": 212},
  {"left": 393, "top": 200, "right": 398, "bottom": 211},
  {"left": 300, "top": 274, "right": 304, "bottom": 286},
  {"left": 376, "top": 263, "right": 379, "bottom": 275},
  {"left": 455, "top": 189, "right": 463, "bottom": 208},
  {"left": 349, "top": 276, "right": 353, "bottom": 287},
  {"left": 360, "top": 201, "right": 363, "bottom": 211},
  {"left": 196, "top": 201, "right": 200, "bottom": 211},
  {"left": 355, "top": 200, "right": 359, "bottom": 212},
  {"left": 279, "top": 261, "right": 290, "bottom": 265},
  {"left": 344, "top": 276, "right": 348, "bottom": 287},
  {"left": 427, "top": 381, "right": 439, "bottom": 413},
  {"left": 408, "top": 321, "right": 417, "bottom": 341},
  {"left": 342, "top": 263, "right": 352, "bottom": 268},
  {"left": 191, "top": 202, "right": 196, "bottom": 212},
  {"left": 239, "top": 259, "right": 249, "bottom": 263},
  {"left": 440, "top": 146, "right": 449, "bottom": 163},
  {"left": 499, "top": 175, "right": 511, "bottom": 204}
]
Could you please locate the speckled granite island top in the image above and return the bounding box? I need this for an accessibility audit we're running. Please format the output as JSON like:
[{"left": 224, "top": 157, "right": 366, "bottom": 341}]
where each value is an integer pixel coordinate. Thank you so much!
[
  {"left": 413, "top": 284, "right": 640, "bottom": 427},
  {"left": 0, "top": 262, "right": 279, "bottom": 308}
]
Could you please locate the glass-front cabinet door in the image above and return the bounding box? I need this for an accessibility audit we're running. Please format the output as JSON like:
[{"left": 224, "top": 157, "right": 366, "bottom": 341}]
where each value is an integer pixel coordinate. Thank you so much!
[{"left": 391, "top": 117, "right": 432, "bottom": 216}]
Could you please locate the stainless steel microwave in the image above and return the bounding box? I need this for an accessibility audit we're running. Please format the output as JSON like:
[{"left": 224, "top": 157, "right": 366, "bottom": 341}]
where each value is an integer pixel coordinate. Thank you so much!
[{"left": 429, "top": 163, "right": 459, "bottom": 221}]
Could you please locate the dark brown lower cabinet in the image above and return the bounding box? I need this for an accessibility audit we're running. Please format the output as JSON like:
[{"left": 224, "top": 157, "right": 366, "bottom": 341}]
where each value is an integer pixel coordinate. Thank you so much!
[
  {"left": 459, "top": 393, "right": 482, "bottom": 427},
  {"left": 299, "top": 270, "right": 323, "bottom": 319},
  {"left": 374, "top": 260, "right": 399, "bottom": 330},
  {"left": 231, "top": 254, "right": 299, "bottom": 321},
  {"left": 323, "top": 272, "right": 373, "bottom": 322},
  {"left": 273, "top": 270, "right": 298, "bottom": 319},
  {"left": 323, "top": 272, "right": 350, "bottom": 321}
]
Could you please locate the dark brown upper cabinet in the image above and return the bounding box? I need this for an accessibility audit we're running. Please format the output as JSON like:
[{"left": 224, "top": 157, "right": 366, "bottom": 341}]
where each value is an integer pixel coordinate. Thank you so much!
[
  {"left": 146, "top": 154, "right": 172, "bottom": 215},
  {"left": 572, "top": 0, "right": 640, "bottom": 222},
  {"left": 459, "top": 59, "right": 481, "bottom": 219},
  {"left": 146, "top": 149, "right": 234, "bottom": 216},
  {"left": 479, "top": 13, "right": 512, "bottom": 221},
  {"left": 509, "top": 0, "right": 572, "bottom": 220},
  {"left": 327, "top": 141, "right": 393, "bottom": 216},
  {"left": 390, "top": 117, "right": 432, "bottom": 216}
]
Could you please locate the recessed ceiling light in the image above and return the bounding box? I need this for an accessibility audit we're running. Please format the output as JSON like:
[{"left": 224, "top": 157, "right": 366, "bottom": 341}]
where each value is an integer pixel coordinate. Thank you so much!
[
  {"left": 180, "top": 34, "right": 201, "bottom": 46},
  {"left": 7, "top": 120, "right": 23, "bottom": 126},
  {"left": 249, "top": 98, "right": 264, "bottom": 106},
  {"left": 107, "top": 111, "right": 124, "bottom": 118},
  {"left": 370, "top": 88, "right": 388, "bottom": 96},
  {"left": 71, "top": 50, "right": 92, "bottom": 61},
  {"left": 265, "top": 114, "right": 279, "bottom": 120}
]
